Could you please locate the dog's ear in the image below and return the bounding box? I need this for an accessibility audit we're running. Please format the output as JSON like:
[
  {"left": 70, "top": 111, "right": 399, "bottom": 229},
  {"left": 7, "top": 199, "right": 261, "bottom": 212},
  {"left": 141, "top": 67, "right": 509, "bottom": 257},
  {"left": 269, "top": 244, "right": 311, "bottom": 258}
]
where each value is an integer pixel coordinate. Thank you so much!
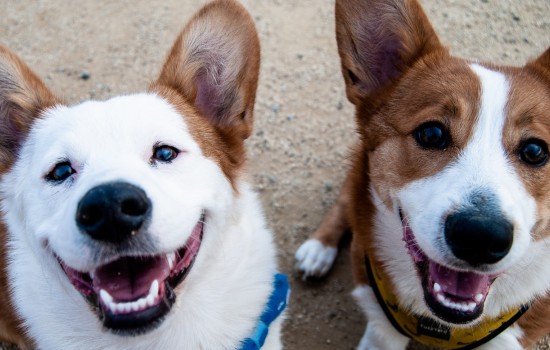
[
  {"left": 154, "top": 0, "right": 260, "bottom": 140},
  {"left": 0, "top": 46, "right": 58, "bottom": 168},
  {"left": 335, "top": 0, "right": 445, "bottom": 105},
  {"left": 531, "top": 47, "right": 550, "bottom": 73}
]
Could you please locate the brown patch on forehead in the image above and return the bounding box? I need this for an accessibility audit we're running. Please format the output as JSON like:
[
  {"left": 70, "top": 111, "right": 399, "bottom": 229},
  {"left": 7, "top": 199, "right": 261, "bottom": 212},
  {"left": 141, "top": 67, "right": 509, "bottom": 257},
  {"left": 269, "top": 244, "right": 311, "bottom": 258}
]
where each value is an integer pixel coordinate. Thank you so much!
[
  {"left": 362, "top": 54, "right": 482, "bottom": 199},
  {"left": 149, "top": 84, "right": 245, "bottom": 188},
  {"left": 503, "top": 65, "right": 550, "bottom": 239}
]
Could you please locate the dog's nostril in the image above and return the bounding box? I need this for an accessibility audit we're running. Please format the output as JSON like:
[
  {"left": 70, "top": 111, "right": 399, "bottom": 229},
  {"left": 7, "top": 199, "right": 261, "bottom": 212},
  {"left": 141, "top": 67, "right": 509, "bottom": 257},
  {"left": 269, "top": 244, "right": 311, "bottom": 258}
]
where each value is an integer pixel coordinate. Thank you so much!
[
  {"left": 121, "top": 198, "right": 148, "bottom": 217},
  {"left": 78, "top": 205, "right": 103, "bottom": 227}
]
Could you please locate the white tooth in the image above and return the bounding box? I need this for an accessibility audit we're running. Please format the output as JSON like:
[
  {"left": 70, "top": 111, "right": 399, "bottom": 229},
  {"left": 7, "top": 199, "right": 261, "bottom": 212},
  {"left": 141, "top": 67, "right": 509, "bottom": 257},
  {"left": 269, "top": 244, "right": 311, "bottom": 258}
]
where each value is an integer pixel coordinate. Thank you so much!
[
  {"left": 138, "top": 298, "right": 147, "bottom": 310},
  {"left": 116, "top": 303, "right": 125, "bottom": 314},
  {"left": 149, "top": 280, "right": 159, "bottom": 297},
  {"left": 433, "top": 283, "right": 441, "bottom": 293},
  {"left": 437, "top": 294, "right": 445, "bottom": 303},
  {"left": 100, "top": 289, "right": 113, "bottom": 305},
  {"left": 468, "top": 302, "right": 477, "bottom": 311},
  {"left": 475, "top": 294, "right": 484, "bottom": 303},
  {"left": 109, "top": 302, "right": 117, "bottom": 313},
  {"left": 132, "top": 301, "right": 141, "bottom": 312},
  {"left": 166, "top": 253, "right": 176, "bottom": 270},
  {"left": 125, "top": 303, "right": 133, "bottom": 313},
  {"left": 89, "top": 271, "right": 95, "bottom": 279},
  {"left": 146, "top": 294, "right": 156, "bottom": 307}
]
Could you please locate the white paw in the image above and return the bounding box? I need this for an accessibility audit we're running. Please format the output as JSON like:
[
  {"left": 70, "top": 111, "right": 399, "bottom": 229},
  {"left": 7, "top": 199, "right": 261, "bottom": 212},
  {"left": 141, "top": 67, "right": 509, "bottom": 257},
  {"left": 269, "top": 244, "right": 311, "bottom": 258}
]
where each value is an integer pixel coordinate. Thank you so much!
[{"left": 295, "top": 239, "right": 337, "bottom": 278}]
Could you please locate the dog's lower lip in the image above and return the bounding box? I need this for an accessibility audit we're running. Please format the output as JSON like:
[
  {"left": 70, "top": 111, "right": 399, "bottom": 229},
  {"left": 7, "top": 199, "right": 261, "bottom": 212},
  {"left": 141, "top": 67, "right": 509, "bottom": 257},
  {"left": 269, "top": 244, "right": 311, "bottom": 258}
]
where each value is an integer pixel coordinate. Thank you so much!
[
  {"left": 400, "top": 210, "right": 494, "bottom": 323},
  {"left": 57, "top": 214, "right": 205, "bottom": 334}
]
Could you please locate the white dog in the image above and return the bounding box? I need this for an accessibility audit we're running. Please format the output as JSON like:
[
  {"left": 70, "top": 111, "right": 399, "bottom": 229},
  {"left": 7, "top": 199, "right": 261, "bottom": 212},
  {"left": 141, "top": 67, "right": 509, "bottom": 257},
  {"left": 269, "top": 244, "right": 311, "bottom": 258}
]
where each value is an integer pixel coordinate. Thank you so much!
[{"left": 0, "top": 1, "right": 287, "bottom": 349}]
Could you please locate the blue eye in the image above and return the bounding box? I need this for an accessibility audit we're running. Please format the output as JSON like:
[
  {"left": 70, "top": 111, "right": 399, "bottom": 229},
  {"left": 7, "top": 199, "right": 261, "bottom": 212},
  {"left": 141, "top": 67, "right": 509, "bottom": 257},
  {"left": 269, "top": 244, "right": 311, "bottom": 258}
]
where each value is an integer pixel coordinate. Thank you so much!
[
  {"left": 46, "top": 162, "right": 75, "bottom": 182},
  {"left": 152, "top": 145, "right": 180, "bottom": 163}
]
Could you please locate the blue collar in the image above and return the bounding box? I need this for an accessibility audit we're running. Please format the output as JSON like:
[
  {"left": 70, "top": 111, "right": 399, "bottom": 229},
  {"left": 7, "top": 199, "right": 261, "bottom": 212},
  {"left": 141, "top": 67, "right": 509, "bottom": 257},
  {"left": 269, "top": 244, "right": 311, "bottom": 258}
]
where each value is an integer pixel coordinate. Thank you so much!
[{"left": 239, "top": 273, "right": 290, "bottom": 350}]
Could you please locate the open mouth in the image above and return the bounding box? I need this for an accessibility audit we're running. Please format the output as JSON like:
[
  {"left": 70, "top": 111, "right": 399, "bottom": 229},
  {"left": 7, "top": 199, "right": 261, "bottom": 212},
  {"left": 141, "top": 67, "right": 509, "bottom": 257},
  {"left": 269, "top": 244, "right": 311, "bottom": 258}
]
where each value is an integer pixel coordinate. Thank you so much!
[
  {"left": 57, "top": 215, "right": 205, "bottom": 335},
  {"left": 401, "top": 213, "right": 495, "bottom": 324}
]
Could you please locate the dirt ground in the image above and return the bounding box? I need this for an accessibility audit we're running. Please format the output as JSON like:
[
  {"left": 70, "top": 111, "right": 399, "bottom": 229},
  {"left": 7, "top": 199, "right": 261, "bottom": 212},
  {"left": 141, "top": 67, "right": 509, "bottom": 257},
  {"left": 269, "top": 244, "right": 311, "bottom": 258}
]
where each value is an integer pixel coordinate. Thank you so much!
[{"left": 1, "top": 0, "right": 549, "bottom": 349}]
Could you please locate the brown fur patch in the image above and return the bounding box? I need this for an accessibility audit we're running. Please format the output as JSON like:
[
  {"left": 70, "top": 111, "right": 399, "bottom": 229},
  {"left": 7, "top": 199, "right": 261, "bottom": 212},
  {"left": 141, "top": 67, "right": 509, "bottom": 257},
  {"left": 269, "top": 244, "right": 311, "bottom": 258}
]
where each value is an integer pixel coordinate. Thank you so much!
[{"left": 518, "top": 296, "right": 550, "bottom": 348}]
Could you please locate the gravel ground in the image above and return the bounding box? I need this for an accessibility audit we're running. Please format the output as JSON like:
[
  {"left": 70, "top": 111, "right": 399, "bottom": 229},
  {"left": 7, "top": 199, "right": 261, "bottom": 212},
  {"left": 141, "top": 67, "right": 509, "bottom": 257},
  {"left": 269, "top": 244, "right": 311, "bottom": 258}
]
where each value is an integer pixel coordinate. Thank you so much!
[{"left": 1, "top": 0, "right": 549, "bottom": 349}]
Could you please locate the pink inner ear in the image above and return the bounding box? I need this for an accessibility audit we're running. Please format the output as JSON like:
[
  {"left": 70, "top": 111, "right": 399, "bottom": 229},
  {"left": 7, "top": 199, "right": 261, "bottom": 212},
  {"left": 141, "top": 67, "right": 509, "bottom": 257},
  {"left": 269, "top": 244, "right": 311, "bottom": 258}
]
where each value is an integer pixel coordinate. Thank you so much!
[
  {"left": 367, "top": 38, "right": 402, "bottom": 92},
  {"left": 195, "top": 71, "right": 222, "bottom": 122},
  {"left": 359, "top": 23, "right": 403, "bottom": 93}
]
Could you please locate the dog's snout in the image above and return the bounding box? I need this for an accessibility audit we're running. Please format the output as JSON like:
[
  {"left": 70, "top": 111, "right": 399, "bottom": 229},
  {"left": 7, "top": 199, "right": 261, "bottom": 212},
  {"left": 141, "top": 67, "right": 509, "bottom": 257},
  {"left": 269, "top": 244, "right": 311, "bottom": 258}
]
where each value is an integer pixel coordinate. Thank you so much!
[
  {"left": 444, "top": 211, "right": 513, "bottom": 266},
  {"left": 76, "top": 182, "right": 151, "bottom": 243}
]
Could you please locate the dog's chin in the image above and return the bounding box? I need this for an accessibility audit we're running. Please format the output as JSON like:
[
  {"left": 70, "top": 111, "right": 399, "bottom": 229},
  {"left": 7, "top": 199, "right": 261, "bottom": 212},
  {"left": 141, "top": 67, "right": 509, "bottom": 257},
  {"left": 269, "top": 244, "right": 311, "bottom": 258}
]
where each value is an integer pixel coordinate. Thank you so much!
[
  {"left": 56, "top": 215, "right": 205, "bottom": 336},
  {"left": 401, "top": 213, "right": 496, "bottom": 325}
]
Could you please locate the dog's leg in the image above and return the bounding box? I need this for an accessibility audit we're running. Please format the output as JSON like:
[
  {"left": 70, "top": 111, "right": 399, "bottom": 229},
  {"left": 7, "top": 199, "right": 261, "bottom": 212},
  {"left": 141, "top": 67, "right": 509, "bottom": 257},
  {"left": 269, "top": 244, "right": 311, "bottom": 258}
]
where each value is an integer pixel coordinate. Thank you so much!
[
  {"left": 353, "top": 285, "right": 409, "bottom": 350},
  {"left": 295, "top": 174, "right": 352, "bottom": 278}
]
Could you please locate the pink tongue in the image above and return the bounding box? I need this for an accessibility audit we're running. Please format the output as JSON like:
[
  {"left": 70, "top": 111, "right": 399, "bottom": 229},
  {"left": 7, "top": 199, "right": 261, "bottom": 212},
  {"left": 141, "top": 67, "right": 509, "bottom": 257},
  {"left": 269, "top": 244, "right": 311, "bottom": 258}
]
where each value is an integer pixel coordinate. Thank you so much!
[
  {"left": 93, "top": 256, "right": 170, "bottom": 302},
  {"left": 429, "top": 261, "right": 489, "bottom": 299}
]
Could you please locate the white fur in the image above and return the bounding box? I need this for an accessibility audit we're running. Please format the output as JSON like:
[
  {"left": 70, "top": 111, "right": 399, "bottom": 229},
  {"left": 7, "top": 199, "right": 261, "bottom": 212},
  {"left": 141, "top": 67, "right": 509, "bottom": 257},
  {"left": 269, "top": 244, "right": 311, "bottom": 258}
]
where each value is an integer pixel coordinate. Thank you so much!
[
  {"left": 2, "top": 93, "right": 281, "bottom": 350},
  {"left": 359, "top": 64, "right": 550, "bottom": 347},
  {"left": 294, "top": 238, "right": 337, "bottom": 278},
  {"left": 476, "top": 324, "right": 523, "bottom": 350},
  {"left": 352, "top": 286, "right": 409, "bottom": 350}
]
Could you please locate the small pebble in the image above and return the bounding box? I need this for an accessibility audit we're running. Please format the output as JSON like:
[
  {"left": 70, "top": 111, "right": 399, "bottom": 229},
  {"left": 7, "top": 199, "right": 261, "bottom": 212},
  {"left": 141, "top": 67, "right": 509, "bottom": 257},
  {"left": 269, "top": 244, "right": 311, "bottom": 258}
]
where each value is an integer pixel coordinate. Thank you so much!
[{"left": 80, "top": 71, "right": 91, "bottom": 80}]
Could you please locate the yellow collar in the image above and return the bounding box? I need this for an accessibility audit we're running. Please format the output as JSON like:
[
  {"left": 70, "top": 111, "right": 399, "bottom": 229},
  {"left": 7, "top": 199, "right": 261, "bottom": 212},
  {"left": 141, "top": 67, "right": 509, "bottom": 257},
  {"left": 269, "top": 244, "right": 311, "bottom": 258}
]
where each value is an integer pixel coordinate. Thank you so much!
[{"left": 365, "top": 257, "right": 529, "bottom": 349}]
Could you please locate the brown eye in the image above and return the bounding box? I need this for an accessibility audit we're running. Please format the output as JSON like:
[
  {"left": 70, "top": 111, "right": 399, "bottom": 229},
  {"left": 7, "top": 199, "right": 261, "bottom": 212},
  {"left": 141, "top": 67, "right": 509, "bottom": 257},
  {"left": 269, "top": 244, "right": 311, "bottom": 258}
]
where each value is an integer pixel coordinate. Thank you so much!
[
  {"left": 519, "top": 139, "right": 548, "bottom": 166},
  {"left": 152, "top": 145, "right": 180, "bottom": 163},
  {"left": 46, "top": 162, "right": 75, "bottom": 183},
  {"left": 414, "top": 122, "right": 450, "bottom": 149}
]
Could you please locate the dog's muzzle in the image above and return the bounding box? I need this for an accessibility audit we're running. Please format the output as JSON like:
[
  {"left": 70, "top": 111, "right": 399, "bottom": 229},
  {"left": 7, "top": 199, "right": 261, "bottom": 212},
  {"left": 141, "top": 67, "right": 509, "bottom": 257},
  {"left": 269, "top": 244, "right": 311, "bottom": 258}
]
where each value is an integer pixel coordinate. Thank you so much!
[
  {"left": 402, "top": 202, "right": 514, "bottom": 324},
  {"left": 56, "top": 181, "right": 205, "bottom": 335}
]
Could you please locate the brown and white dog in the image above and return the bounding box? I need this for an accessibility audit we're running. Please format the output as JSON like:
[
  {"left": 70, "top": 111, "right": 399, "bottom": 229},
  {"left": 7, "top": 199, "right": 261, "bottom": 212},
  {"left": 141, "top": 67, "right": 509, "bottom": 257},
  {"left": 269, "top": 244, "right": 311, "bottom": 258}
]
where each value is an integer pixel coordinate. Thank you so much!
[
  {"left": 0, "top": 1, "right": 286, "bottom": 349},
  {"left": 296, "top": 0, "right": 550, "bottom": 349}
]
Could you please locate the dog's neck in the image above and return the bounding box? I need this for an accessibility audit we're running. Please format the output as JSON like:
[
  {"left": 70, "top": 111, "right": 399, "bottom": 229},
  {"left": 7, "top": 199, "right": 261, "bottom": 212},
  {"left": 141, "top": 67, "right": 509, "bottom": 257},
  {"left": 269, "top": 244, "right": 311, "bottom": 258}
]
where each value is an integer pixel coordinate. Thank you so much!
[{"left": 364, "top": 256, "right": 529, "bottom": 349}]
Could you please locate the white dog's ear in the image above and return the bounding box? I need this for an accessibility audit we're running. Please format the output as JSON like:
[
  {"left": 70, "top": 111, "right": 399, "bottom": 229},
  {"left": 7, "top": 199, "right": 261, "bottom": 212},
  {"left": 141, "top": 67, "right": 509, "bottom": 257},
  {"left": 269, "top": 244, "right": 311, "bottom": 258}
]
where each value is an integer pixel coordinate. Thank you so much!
[
  {"left": 154, "top": 0, "right": 260, "bottom": 140},
  {"left": 335, "top": 0, "right": 445, "bottom": 105},
  {"left": 0, "top": 46, "right": 59, "bottom": 167}
]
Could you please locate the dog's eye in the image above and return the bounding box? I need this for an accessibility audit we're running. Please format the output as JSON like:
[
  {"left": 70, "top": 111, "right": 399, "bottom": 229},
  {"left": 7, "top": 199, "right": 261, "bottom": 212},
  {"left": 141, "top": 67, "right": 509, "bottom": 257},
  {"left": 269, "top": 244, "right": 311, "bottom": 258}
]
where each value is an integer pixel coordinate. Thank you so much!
[
  {"left": 519, "top": 139, "right": 548, "bottom": 166},
  {"left": 46, "top": 162, "right": 75, "bottom": 182},
  {"left": 414, "top": 122, "right": 450, "bottom": 149},
  {"left": 152, "top": 145, "right": 180, "bottom": 163}
]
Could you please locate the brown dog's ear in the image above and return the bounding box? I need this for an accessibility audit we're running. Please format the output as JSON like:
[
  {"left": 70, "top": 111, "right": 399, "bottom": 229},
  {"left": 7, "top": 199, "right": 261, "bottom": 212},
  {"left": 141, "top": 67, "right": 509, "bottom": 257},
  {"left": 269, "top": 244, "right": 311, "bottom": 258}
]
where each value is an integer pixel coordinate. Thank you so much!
[
  {"left": 531, "top": 47, "right": 550, "bottom": 74},
  {"left": 155, "top": 0, "right": 260, "bottom": 140},
  {"left": 0, "top": 46, "right": 58, "bottom": 168},
  {"left": 335, "top": 0, "right": 445, "bottom": 105}
]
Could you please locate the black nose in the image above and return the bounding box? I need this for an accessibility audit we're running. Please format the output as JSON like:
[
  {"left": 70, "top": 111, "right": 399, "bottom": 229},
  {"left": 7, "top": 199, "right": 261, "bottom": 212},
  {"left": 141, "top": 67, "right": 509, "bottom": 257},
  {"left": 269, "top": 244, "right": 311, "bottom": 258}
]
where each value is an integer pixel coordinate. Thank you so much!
[
  {"left": 76, "top": 182, "right": 151, "bottom": 243},
  {"left": 445, "top": 211, "right": 513, "bottom": 266}
]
